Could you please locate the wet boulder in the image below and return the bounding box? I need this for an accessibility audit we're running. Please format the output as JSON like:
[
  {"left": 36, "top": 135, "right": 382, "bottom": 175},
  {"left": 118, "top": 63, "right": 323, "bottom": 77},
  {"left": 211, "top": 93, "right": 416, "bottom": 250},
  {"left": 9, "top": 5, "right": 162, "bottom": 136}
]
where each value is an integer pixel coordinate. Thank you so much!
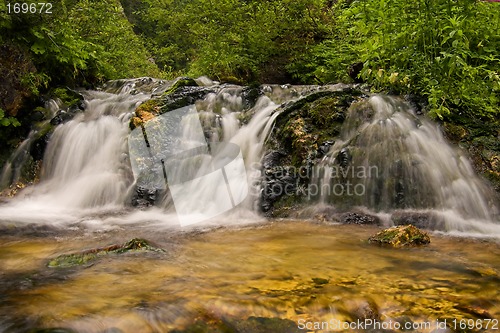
[
  {"left": 391, "top": 211, "right": 438, "bottom": 230},
  {"left": 339, "top": 212, "right": 380, "bottom": 225},
  {"left": 263, "top": 87, "right": 365, "bottom": 214},
  {"left": 368, "top": 225, "right": 430, "bottom": 247}
]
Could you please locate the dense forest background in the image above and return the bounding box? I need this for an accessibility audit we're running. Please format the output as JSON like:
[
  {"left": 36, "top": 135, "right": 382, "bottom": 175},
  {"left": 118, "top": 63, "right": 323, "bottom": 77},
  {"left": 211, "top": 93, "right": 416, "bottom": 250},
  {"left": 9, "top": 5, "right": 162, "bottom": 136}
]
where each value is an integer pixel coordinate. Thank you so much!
[{"left": 0, "top": 0, "right": 499, "bottom": 143}]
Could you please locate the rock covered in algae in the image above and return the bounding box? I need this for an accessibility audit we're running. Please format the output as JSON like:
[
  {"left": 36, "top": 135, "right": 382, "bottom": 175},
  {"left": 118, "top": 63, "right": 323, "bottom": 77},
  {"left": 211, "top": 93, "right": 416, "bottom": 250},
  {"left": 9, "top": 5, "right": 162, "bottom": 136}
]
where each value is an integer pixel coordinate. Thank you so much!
[
  {"left": 368, "top": 225, "right": 430, "bottom": 247},
  {"left": 47, "top": 238, "right": 164, "bottom": 268}
]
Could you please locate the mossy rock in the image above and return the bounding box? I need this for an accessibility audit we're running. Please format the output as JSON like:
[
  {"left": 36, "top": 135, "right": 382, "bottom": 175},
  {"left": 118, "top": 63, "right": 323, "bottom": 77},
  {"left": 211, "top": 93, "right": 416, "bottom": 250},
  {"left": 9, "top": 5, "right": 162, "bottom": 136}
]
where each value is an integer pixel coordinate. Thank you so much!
[
  {"left": 164, "top": 77, "right": 199, "bottom": 95},
  {"left": 129, "top": 99, "right": 160, "bottom": 130},
  {"left": 159, "top": 86, "right": 215, "bottom": 115},
  {"left": 368, "top": 225, "right": 430, "bottom": 247},
  {"left": 50, "top": 87, "right": 83, "bottom": 108},
  {"left": 262, "top": 87, "right": 365, "bottom": 213},
  {"left": 443, "top": 122, "right": 467, "bottom": 141},
  {"left": 218, "top": 76, "right": 245, "bottom": 85},
  {"left": 47, "top": 238, "right": 164, "bottom": 268},
  {"left": 273, "top": 89, "right": 363, "bottom": 167},
  {"left": 232, "top": 317, "right": 304, "bottom": 333}
]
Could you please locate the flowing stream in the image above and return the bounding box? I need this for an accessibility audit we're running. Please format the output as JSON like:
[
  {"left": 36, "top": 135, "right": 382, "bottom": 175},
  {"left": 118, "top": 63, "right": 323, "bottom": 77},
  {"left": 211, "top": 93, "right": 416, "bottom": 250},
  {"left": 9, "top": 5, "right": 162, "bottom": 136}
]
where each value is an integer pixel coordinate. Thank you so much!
[{"left": 0, "top": 78, "right": 499, "bottom": 332}]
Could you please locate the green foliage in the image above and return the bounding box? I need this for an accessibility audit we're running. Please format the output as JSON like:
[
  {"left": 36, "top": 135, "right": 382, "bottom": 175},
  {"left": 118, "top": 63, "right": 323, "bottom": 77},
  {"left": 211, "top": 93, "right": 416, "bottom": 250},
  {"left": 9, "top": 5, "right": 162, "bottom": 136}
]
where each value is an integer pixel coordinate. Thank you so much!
[
  {"left": 1, "top": 0, "right": 161, "bottom": 91},
  {"left": 0, "top": 108, "right": 21, "bottom": 127},
  {"left": 65, "top": 0, "right": 161, "bottom": 80},
  {"left": 294, "top": 0, "right": 500, "bottom": 121},
  {"left": 137, "top": 0, "right": 333, "bottom": 81},
  {"left": 20, "top": 72, "right": 50, "bottom": 95},
  {"left": 2, "top": 0, "right": 498, "bottom": 125},
  {"left": 0, "top": 1, "right": 12, "bottom": 34},
  {"left": 51, "top": 87, "right": 82, "bottom": 107}
]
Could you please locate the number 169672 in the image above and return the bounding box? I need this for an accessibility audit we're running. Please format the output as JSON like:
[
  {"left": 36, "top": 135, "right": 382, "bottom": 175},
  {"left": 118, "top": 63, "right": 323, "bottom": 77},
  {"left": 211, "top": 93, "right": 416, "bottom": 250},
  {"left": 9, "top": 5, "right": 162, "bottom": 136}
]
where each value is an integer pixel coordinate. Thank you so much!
[{"left": 7, "top": 3, "right": 53, "bottom": 14}]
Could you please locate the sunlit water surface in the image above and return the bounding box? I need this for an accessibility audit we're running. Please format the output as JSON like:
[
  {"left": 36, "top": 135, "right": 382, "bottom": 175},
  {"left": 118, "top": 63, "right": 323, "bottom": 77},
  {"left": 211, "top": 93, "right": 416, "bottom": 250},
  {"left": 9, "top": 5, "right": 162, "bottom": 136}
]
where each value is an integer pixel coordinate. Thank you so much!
[{"left": 0, "top": 221, "right": 498, "bottom": 332}]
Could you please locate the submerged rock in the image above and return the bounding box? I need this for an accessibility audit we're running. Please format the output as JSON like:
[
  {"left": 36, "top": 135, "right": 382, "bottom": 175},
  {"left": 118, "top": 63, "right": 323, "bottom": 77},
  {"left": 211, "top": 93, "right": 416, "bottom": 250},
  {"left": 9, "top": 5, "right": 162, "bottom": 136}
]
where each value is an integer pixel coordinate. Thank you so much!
[
  {"left": 29, "top": 329, "right": 77, "bottom": 333},
  {"left": 345, "top": 298, "right": 380, "bottom": 321},
  {"left": 368, "top": 225, "right": 430, "bottom": 247},
  {"left": 339, "top": 212, "right": 380, "bottom": 225},
  {"left": 169, "top": 315, "right": 304, "bottom": 333},
  {"left": 47, "top": 238, "right": 165, "bottom": 268}
]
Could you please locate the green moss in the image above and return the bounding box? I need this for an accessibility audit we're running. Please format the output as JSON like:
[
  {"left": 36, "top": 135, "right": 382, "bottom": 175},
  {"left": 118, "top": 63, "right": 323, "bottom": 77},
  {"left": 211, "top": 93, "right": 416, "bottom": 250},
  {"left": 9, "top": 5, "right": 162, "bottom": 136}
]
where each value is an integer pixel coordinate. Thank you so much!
[
  {"left": 130, "top": 99, "right": 160, "bottom": 130},
  {"left": 115, "top": 238, "right": 162, "bottom": 253},
  {"left": 368, "top": 225, "right": 430, "bottom": 247},
  {"left": 137, "top": 99, "right": 160, "bottom": 114},
  {"left": 443, "top": 122, "right": 467, "bottom": 141},
  {"left": 50, "top": 87, "right": 82, "bottom": 108},
  {"left": 308, "top": 96, "right": 346, "bottom": 137},
  {"left": 280, "top": 117, "right": 315, "bottom": 165},
  {"left": 48, "top": 238, "right": 164, "bottom": 268},
  {"left": 48, "top": 253, "right": 99, "bottom": 268},
  {"left": 273, "top": 90, "right": 362, "bottom": 168},
  {"left": 271, "top": 195, "right": 304, "bottom": 218},
  {"left": 218, "top": 76, "right": 245, "bottom": 85},
  {"left": 163, "top": 77, "right": 198, "bottom": 96}
]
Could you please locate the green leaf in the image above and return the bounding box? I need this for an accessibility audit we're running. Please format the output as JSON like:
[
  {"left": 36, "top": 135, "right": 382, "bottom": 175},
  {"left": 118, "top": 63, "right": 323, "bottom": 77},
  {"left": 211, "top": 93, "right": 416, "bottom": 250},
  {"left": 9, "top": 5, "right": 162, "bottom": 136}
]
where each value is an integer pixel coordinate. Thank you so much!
[{"left": 31, "top": 42, "right": 46, "bottom": 55}]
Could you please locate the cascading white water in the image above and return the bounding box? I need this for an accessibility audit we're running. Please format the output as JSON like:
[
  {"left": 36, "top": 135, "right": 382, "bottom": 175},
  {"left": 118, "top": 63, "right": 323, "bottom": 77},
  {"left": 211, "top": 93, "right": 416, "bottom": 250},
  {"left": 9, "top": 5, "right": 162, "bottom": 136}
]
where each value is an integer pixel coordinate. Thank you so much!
[
  {"left": 155, "top": 86, "right": 282, "bottom": 217},
  {"left": 0, "top": 99, "right": 59, "bottom": 189},
  {"left": 316, "top": 95, "right": 499, "bottom": 235},
  {"left": 39, "top": 92, "right": 146, "bottom": 208},
  {"left": 0, "top": 79, "right": 281, "bottom": 226},
  {"left": 0, "top": 81, "right": 153, "bottom": 224},
  {"left": 0, "top": 81, "right": 498, "bottom": 236}
]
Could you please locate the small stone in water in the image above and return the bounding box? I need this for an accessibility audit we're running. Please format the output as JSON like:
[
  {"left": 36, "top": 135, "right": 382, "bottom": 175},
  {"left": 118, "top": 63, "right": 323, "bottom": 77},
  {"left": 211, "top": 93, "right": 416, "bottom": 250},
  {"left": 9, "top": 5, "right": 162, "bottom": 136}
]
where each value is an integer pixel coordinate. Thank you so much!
[
  {"left": 368, "top": 225, "right": 430, "bottom": 247},
  {"left": 47, "top": 238, "right": 164, "bottom": 268},
  {"left": 311, "top": 277, "right": 329, "bottom": 285}
]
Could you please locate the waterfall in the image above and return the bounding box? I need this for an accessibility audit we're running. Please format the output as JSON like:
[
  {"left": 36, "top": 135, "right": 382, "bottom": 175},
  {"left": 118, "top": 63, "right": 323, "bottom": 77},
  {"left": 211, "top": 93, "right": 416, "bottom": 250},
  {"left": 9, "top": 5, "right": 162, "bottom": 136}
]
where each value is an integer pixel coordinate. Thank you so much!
[
  {"left": 0, "top": 80, "right": 498, "bottom": 236},
  {"left": 0, "top": 78, "right": 281, "bottom": 226},
  {"left": 315, "top": 95, "right": 499, "bottom": 234}
]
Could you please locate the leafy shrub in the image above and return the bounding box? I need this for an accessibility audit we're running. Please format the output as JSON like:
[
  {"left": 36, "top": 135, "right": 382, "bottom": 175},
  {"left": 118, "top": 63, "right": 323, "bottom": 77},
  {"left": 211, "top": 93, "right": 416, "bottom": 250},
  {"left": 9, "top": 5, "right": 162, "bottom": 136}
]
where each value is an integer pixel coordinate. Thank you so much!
[
  {"left": 0, "top": 108, "right": 20, "bottom": 127},
  {"left": 138, "top": 0, "right": 333, "bottom": 82},
  {"left": 292, "top": 0, "right": 500, "bottom": 121}
]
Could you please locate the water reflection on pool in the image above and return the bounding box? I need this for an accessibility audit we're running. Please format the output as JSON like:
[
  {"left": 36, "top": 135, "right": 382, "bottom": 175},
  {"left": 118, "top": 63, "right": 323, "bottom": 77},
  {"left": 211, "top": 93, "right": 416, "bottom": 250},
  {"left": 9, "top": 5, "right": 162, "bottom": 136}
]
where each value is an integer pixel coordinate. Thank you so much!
[{"left": 0, "top": 221, "right": 498, "bottom": 332}]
